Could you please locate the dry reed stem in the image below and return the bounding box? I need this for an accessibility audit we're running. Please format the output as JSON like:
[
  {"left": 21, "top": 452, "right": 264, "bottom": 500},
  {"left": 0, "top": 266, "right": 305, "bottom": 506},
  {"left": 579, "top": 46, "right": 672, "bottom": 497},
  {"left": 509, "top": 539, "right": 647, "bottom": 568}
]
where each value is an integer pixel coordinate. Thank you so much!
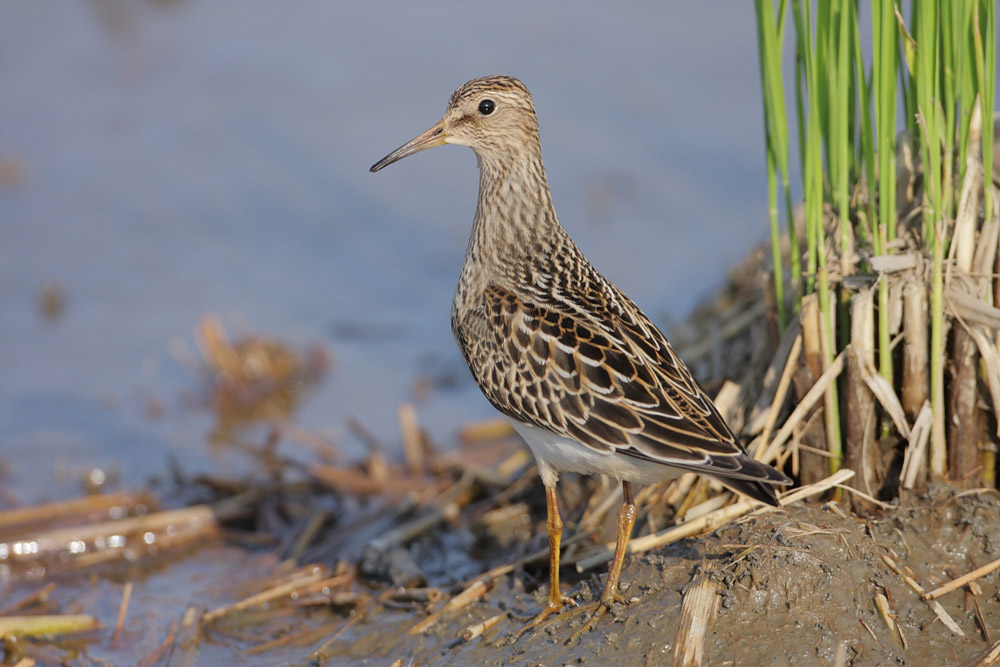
[
  {"left": 748, "top": 323, "right": 802, "bottom": 437},
  {"left": 819, "top": 289, "right": 840, "bottom": 475},
  {"left": 874, "top": 592, "right": 897, "bottom": 642},
  {"left": 0, "top": 614, "right": 99, "bottom": 637},
  {"left": 12, "top": 658, "right": 36, "bottom": 667},
  {"left": 203, "top": 566, "right": 330, "bottom": 624},
  {"left": 389, "top": 587, "right": 443, "bottom": 603},
  {"left": 135, "top": 619, "right": 179, "bottom": 667},
  {"left": 833, "top": 642, "right": 848, "bottom": 667},
  {"left": 0, "top": 491, "right": 158, "bottom": 531},
  {"left": 796, "top": 295, "right": 829, "bottom": 484},
  {"left": 870, "top": 254, "right": 919, "bottom": 273},
  {"left": 901, "top": 402, "right": 933, "bottom": 489},
  {"left": 0, "top": 582, "right": 58, "bottom": 615},
  {"left": 366, "top": 509, "right": 447, "bottom": 555},
  {"left": 946, "top": 283, "right": 1000, "bottom": 328},
  {"left": 111, "top": 581, "right": 132, "bottom": 648},
  {"left": 902, "top": 277, "right": 929, "bottom": 426},
  {"left": 963, "top": 639, "right": 1000, "bottom": 667},
  {"left": 712, "top": 380, "right": 742, "bottom": 430},
  {"left": 845, "top": 290, "right": 878, "bottom": 501},
  {"left": 924, "top": 556, "right": 1000, "bottom": 601},
  {"left": 967, "top": 324, "right": 1000, "bottom": 437},
  {"left": 857, "top": 349, "right": 911, "bottom": 439},
  {"left": 575, "top": 470, "right": 855, "bottom": 572},
  {"left": 948, "top": 138, "right": 987, "bottom": 481},
  {"left": 458, "top": 418, "right": 515, "bottom": 443},
  {"left": 949, "top": 116, "right": 982, "bottom": 280},
  {"left": 461, "top": 613, "right": 505, "bottom": 641},
  {"left": 245, "top": 618, "right": 343, "bottom": 655},
  {"left": 672, "top": 573, "right": 720, "bottom": 667},
  {"left": 2, "top": 504, "right": 221, "bottom": 570},
  {"left": 680, "top": 493, "right": 732, "bottom": 523},
  {"left": 167, "top": 606, "right": 203, "bottom": 667},
  {"left": 881, "top": 554, "right": 964, "bottom": 636},
  {"left": 292, "top": 572, "right": 354, "bottom": 597},
  {"left": 398, "top": 403, "right": 425, "bottom": 476},
  {"left": 287, "top": 509, "right": 327, "bottom": 561},
  {"left": 754, "top": 333, "right": 802, "bottom": 460},
  {"left": 579, "top": 483, "right": 622, "bottom": 532},
  {"left": 307, "top": 462, "right": 427, "bottom": 496},
  {"left": 758, "top": 351, "right": 845, "bottom": 465},
  {"left": 408, "top": 579, "right": 494, "bottom": 635},
  {"left": 949, "top": 326, "right": 983, "bottom": 485}
]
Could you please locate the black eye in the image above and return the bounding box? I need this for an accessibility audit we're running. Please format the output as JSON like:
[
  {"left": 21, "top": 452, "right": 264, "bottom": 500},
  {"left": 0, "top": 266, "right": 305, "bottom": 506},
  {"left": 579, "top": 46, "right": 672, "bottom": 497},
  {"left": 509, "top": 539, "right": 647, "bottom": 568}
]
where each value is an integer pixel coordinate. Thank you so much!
[{"left": 478, "top": 99, "right": 496, "bottom": 115}]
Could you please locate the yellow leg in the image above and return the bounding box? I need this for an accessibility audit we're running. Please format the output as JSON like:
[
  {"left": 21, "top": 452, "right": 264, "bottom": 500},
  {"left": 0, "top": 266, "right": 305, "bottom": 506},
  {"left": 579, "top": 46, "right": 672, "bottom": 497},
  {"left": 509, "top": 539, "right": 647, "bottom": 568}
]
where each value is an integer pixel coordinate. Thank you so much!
[
  {"left": 513, "top": 484, "right": 575, "bottom": 638},
  {"left": 569, "top": 481, "right": 636, "bottom": 641}
]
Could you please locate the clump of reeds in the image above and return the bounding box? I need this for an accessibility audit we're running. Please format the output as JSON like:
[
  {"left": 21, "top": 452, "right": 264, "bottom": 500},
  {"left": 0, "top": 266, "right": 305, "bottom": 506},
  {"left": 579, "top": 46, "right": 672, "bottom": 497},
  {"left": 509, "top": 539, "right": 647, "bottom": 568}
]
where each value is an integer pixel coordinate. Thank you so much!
[{"left": 754, "top": 0, "right": 997, "bottom": 496}]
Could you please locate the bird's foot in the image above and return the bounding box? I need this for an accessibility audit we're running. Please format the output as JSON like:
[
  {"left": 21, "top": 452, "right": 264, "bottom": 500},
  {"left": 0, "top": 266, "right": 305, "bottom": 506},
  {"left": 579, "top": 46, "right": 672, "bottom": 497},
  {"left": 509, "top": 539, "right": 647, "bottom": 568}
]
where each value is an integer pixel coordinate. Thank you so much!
[
  {"left": 565, "top": 590, "right": 626, "bottom": 644},
  {"left": 508, "top": 594, "right": 576, "bottom": 642}
]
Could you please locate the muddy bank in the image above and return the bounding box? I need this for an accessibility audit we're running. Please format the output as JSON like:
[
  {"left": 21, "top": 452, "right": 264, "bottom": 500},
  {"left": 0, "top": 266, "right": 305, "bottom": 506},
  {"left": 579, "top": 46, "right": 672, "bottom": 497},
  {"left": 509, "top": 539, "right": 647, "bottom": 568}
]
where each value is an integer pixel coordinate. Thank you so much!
[{"left": 332, "top": 485, "right": 1000, "bottom": 666}]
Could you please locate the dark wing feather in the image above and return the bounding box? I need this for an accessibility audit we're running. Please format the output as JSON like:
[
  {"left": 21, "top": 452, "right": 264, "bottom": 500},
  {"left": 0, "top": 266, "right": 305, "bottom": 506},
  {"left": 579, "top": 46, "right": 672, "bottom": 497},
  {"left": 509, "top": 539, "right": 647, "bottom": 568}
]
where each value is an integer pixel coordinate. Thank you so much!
[{"left": 453, "top": 283, "right": 791, "bottom": 496}]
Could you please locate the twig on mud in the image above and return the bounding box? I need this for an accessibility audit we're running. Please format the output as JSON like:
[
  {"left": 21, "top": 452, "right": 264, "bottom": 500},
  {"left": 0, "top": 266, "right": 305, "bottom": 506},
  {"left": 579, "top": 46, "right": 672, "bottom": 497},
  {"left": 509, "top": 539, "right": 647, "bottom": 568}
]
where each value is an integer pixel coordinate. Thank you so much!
[
  {"left": 462, "top": 613, "right": 505, "bottom": 641},
  {"left": 972, "top": 587, "right": 992, "bottom": 644},
  {"left": 832, "top": 483, "right": 897, "bottom": 510},
  {"left": 924, "top": 556, "right": 1000, "bottom": 601},
  {"left": 168, "top": 606, "right": 203, "bottom": 667},
  {"left": 858, "top": 616, "right": 880, "bottom": 644},
  {"left": 672, "top": 571, "right": 720, "bottom": 667},
  {"left": 111, "top": 581, "right": 132, "bottom": 648},
  {"left": 881, "top": 554, "right": 965, "bottom": 636},
  {"left": 135, "top": 619, "right": 179, "bottom": 667},
  {"left": 245, "top": 618, "right": 344, "bottom": 655},
  {"left": 961, "top": 638, "right": 1000, "bottom": 667},
  {"left": 389, "top": 587, "right": 443, "bottom": 603},
  {"left": 875, "top": 592, "right": 906, "bottom": 649},
  {"left": 203, "top": 565, "right": 331, "bottom": 624},
  {"left": 286, "top": 509, "right": 328, "bottom": 561},
  {"left": 0, "top": 582, "right": 58, "bottom": 615},
  {"left": 408, "top": 579, "right": 495, "bottom": 635}
]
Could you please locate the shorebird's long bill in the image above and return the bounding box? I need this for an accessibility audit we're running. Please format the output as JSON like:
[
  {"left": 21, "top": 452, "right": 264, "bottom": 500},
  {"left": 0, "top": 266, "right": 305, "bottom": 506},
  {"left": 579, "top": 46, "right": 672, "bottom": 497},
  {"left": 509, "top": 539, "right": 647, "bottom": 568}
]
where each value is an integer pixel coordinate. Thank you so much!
[{"left": 370, "top": 121, "right": 447, "bottom": 173}]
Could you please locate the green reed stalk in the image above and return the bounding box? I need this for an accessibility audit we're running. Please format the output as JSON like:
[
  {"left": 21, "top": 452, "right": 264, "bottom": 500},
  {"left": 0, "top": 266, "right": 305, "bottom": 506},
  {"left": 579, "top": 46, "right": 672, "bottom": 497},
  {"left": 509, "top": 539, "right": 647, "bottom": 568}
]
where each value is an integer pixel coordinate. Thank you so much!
[
  {"left": 912, "top": 0, "right": 947, "bottom": 476},
  {"left": 832, "top": 0, "right": 853, "bottom": 348},
  {"left": 755, "top": 0, "right": 790, "bottom": 329},
  {"left": 852, "top": 4, "right": 875, "bottom": 251},
  {"left": 754, "top": 0, "right": 996, "bottom": 483},
  {"left": 795, "top": 0, "right": 843, "bottom": 471},
  {"left": 873, "top": 0, "right": 896, "bottom": 394},
  {"left": 976, "top": 0, "right": 996, "bottom": 223},
  {"left": 956, "top": 1, "right": 976, "bottom": 188}
]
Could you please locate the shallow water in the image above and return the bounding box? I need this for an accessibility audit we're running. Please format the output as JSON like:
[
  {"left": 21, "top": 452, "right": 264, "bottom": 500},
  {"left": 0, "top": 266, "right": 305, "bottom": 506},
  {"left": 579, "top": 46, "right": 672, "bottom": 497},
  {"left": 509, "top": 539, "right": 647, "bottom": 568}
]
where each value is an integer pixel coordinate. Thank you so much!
[{"left": 0, "top": 2, "right": 773, "bottom": 500}]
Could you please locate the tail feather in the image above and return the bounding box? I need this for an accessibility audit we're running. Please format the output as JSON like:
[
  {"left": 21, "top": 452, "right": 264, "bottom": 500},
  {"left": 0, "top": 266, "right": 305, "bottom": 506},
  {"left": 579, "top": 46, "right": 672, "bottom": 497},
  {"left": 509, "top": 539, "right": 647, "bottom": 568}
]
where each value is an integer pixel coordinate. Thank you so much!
[{"left": 717, "top": 476, "right": 784, "bottom": 507}]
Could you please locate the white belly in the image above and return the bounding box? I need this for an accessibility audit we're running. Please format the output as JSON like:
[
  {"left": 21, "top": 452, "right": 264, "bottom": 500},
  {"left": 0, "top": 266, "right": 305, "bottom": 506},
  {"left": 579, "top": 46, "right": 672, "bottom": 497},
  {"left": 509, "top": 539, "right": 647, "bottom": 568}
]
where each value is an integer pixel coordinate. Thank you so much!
[{"left": 509, "top": 421, "right": 683, "bottom": 488}]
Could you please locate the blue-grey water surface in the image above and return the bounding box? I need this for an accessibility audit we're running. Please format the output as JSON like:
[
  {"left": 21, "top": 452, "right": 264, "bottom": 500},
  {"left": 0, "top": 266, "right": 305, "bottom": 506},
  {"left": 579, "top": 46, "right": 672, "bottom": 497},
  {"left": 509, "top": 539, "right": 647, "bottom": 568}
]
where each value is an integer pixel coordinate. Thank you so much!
[{"left": 1, "top": 2, "right": 774, "bottom": 502}]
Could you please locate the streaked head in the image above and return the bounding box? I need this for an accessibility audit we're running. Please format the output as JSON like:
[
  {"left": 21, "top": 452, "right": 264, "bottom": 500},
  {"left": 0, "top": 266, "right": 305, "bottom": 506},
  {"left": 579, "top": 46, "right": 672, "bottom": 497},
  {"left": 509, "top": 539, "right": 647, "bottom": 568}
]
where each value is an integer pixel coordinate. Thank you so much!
[{"left": 370, "top": 75, "right": 539, "bottom": 173}]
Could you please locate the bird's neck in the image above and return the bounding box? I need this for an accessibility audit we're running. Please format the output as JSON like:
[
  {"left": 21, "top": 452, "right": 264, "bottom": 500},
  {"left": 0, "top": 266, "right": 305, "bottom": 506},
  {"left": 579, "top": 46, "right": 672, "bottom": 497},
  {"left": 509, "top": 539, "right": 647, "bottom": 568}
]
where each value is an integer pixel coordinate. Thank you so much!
[{"left": 466, "top": 149, "right": 572, "bottom": 280}]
